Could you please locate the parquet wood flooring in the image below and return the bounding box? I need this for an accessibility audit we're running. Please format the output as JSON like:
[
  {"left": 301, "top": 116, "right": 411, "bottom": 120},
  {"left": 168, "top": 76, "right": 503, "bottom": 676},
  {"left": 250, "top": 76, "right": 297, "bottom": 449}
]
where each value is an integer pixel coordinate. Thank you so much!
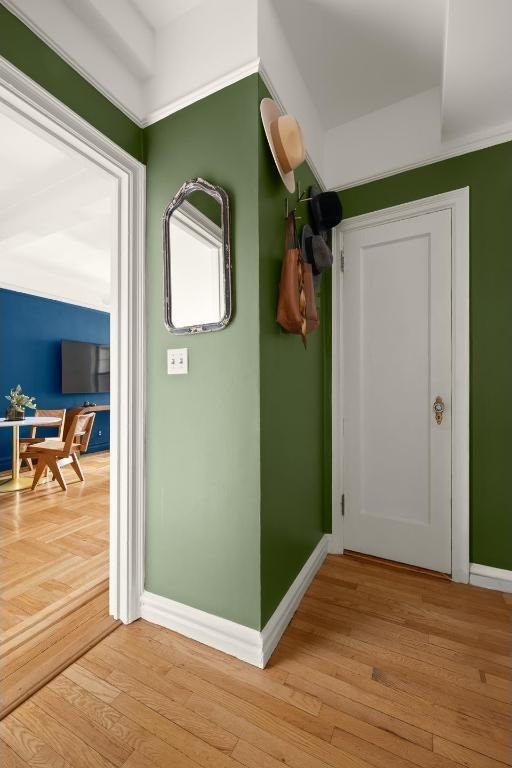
[
  {"left": 0, "top": 452, "right": 118, "bottom": 718},
  {"left": 1, "top": 553, "right": 510, "bottom": 767}
]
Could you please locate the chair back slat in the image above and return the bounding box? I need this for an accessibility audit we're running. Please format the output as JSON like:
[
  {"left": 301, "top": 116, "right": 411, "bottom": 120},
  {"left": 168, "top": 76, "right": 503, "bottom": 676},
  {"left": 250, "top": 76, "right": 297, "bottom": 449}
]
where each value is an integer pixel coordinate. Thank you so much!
[
  {"left": 76, "top": 413, "right": 96, "bottom": 452},
  {"left": 31, "top": 409, "right": 66, "bottom": 439},
  {"left": 63, "top": 412, "right": 96, "bottom": 453}
]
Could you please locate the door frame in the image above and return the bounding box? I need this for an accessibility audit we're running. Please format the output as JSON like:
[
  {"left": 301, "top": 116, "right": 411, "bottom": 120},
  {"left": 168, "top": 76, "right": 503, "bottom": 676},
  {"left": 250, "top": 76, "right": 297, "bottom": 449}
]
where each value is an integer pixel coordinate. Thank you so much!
[
  {"left": 330, "top": 188, "right": 470, "bottom": 583},
  {"left": 0, "top": 56, "right": 146, "bottom": 621}
]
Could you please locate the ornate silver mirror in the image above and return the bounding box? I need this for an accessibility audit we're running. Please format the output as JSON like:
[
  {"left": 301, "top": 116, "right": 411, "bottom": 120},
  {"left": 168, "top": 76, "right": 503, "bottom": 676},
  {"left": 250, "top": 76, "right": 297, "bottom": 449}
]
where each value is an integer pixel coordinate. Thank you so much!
[{"left": 163, "top": 178, "right": 232, "bottom": 334}]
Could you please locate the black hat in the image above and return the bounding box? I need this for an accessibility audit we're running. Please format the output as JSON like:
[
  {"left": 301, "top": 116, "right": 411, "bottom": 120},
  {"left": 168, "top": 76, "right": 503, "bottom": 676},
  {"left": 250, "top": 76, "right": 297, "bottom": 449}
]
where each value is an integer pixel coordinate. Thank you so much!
[{"left": 309, "top": 186, "right": 343, "bottom": 234}]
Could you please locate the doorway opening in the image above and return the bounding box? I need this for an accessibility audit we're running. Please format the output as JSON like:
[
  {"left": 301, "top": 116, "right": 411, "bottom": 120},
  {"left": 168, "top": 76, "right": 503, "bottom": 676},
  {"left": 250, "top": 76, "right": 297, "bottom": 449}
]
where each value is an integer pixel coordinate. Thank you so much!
[{"left": 0, "top": 59, "right": 145, "bottom": 717}]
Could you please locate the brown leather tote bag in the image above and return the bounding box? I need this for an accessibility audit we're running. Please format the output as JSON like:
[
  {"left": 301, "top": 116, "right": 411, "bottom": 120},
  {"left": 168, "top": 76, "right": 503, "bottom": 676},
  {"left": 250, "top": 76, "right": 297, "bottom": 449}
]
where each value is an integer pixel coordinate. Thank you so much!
[
  {"left": 277, "top": 213, "right": 307, "bottom": 346},
  {"left": 277, "top": 213, "right": 319, "bottom": 347}
]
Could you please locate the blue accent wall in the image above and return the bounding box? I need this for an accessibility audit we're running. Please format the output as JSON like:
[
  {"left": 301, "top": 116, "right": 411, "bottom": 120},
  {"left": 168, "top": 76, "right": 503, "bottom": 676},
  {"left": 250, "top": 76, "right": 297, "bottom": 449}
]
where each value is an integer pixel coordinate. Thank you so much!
[{"left": 0, "top": 289, "right": 110, "bottom": 471}]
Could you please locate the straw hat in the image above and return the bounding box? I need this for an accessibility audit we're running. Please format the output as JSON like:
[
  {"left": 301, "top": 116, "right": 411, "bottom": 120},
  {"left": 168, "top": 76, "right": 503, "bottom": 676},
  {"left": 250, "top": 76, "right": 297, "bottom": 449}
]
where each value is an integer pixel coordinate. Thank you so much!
[{"left": 260, "top": 98, "right": 305, "bottom": 193}]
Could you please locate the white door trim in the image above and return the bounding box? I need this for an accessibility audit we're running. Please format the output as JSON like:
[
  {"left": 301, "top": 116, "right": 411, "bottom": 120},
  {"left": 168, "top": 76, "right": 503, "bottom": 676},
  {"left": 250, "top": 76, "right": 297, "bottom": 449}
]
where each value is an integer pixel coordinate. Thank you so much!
[
  {"left": 331, "top": 188, "right": 470, "bottom": 583},
  {"left": 0, "top": 55, "right": 146, "bottom": 621}
]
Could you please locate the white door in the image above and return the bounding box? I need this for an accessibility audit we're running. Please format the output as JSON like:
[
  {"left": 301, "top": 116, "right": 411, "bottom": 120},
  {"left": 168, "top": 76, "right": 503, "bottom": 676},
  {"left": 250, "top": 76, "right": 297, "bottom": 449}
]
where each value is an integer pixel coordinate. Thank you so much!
[{"left": 343, "top": 210, "right": 452, "bottom": 573}]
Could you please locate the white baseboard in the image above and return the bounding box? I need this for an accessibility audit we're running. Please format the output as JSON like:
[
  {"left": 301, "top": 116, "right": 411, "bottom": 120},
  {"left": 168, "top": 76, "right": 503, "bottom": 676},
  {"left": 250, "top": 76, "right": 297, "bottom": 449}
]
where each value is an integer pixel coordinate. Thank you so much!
[
  {"left": 140, "top": 590, "right": 263, "bottom": 666},
  {"left": 469, "top": 563, "right": 512, "bottom": 593},
  {"left": 260, "top": 534, "right": 329, "bottom": 666},
  {"left": 140, "top": 534, "right": 329, "bottom": 668}
]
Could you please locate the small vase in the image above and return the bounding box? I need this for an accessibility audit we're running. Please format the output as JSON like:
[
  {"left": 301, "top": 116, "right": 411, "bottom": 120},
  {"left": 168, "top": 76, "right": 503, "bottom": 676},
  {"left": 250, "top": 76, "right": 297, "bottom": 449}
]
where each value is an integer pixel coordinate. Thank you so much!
[{"left": 5, "top": 406, "right": 25, "bottom": 421}]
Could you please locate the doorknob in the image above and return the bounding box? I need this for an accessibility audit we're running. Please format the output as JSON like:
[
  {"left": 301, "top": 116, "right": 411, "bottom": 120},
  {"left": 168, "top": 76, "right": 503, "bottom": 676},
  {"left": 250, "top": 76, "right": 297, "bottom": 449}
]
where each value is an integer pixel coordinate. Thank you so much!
[{"left": 433, "top": 396, "right": 445, "bottom": 425}]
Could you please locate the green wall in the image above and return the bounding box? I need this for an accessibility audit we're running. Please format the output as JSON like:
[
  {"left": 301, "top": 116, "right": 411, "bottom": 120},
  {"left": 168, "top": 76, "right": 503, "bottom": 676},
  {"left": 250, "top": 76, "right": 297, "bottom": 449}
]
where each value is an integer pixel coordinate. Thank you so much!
[
  {"left": 143, "top": 75, "right": 329, "bottom": 630},
  {"left": 338, "top": 141, "right": 512, "bottom": 571},
  {"left": 4, "top": 4, "right": 508, "bottom": 624},
  {"left": 0, "top": 9, "right": 330, "bottom": 629},
  {"left": 0, "top": 5, "right": 142, "bottom": 160},
  {"left": 258, "top": 80, "right": 327, "bottom": 625},
  {"left": 143, "top": 75, "right": 262, "bottom": 629}
]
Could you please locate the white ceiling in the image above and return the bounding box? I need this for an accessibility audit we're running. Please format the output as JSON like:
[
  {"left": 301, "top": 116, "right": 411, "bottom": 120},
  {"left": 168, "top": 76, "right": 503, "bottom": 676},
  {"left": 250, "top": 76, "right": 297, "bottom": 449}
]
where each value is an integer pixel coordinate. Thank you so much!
[
  {"left": 442, "top": 0, "right": 512, "bottom": 141},
  {"left": 3, "top": 0, "right": 512, "bottom": 189},
  {"left": 0, "top": 106, "right": 114, "bottom": 311},
  {"left": 270, "top": 0, "right": 446, "bottom": 129},
  {"left": 130, "top": 0, "right": 205, "bottom": 30},
  {"left": 64, "top": 0, "right": 154, "bottom": 80}
]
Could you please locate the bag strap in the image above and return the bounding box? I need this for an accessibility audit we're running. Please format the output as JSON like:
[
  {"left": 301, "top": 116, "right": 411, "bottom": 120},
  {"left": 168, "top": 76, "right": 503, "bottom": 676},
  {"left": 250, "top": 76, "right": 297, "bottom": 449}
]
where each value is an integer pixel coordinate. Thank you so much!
[
  {"left": 284, "top": 212, "right": 307, "bottom": 348},
  {"left": 285, "top": 212, "right": 299, "bottom": 252},
  {"left": 297, "top": 256, "right": 307, "bottom": 348}
]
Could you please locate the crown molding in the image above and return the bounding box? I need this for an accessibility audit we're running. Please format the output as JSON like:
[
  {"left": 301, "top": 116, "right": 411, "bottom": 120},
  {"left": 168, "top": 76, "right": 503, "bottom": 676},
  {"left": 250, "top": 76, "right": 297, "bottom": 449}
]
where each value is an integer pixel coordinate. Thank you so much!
[
  {"left": 4, "top": 0, "right": 511, "bottom": 193},
  {"left": 144, "top": 58, "right": 328, "bottom": 190},
  {"left": 2, "top": 0, "right": 327, "bottom": 185},
  {"left": 143, "top": 58, "right": 260, "bottom": 128},
  {"left": 0, "top": 281, "right": 110, "bottom": 312},
  {"left": 3, "top": 0, "right": 258, "bottom": 130},
  {"left": 332, "top": 122, "right": 512, "bottom": 192},
  {"left": 1, "top": 0, "right": 145, "bottom": 126}
]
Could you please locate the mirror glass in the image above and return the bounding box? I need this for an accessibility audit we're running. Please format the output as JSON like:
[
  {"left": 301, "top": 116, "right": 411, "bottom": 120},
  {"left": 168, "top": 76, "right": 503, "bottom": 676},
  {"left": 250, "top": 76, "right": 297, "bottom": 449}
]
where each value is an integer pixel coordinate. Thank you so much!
[{"left": 163, "top": 178, "right": 232, "bottom": 334}]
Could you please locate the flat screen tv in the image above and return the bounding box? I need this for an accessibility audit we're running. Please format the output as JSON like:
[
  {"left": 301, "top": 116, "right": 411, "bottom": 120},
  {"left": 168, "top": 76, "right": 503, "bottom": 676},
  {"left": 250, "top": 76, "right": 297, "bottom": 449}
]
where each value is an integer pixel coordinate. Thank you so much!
[{"left": 61, "top": 340, "right": 110, "bottom": 394}]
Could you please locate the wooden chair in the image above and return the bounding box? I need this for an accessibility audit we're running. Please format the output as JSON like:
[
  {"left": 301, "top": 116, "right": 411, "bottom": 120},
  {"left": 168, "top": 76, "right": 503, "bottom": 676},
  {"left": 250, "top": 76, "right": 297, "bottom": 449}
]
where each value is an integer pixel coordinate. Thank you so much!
[
  {"left": 30, "top": 412, "right": 96, "bottom": 491},
  {"left": 19, "top": 408, "right": 66, "bottom": 471}
]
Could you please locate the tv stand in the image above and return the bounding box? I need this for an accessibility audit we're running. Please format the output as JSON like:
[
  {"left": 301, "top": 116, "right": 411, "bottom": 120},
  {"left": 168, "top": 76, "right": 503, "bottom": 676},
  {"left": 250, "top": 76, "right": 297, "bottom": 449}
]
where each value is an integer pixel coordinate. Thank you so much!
[{"left": 65, "top": 404, "right": 110, "bottom": 434}]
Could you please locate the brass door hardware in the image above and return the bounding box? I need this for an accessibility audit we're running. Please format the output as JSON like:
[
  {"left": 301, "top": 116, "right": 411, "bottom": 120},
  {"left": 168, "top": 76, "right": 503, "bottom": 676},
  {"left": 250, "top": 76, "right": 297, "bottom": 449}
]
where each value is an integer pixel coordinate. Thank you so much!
[{"left": 433, "top": 396, "right": 445, "bottom": 425}]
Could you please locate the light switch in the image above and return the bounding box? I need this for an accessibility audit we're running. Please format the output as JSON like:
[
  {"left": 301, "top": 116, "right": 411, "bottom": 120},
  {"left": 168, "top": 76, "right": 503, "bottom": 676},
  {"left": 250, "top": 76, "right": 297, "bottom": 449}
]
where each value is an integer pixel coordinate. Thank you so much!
[{"left": 167, "top": 348, "right": 188, "bottom": 375}]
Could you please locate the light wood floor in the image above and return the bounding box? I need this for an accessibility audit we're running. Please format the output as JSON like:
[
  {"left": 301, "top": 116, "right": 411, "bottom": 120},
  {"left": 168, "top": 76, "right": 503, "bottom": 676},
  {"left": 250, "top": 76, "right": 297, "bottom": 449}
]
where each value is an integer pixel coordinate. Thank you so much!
[
  {"left": 1, "top": 554, "right": 510, "bottom": 767},
  {"left": 0, "top": 452, "right": 117, "bottom": 717}
]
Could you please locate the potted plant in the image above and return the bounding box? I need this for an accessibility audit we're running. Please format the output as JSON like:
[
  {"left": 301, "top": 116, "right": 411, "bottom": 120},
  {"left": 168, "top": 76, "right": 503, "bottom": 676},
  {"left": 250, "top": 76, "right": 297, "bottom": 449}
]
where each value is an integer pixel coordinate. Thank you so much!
[{"left": 5, "top": 385, "right": 37, "bottom": 421}]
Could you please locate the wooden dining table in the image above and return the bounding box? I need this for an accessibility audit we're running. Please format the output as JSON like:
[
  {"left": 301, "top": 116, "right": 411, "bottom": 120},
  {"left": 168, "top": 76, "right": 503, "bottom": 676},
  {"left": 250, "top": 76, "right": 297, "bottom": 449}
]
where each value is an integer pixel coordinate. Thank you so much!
[{"left": 0, "top": 416, "right": 62, "bottom": 492}]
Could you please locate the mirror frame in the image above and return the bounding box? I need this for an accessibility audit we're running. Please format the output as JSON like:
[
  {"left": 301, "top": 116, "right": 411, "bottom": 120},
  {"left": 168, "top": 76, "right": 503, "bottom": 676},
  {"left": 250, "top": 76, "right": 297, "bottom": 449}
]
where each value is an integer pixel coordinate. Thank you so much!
[{"left": 162, "top": 177, "right": 232, "bottom": 335}]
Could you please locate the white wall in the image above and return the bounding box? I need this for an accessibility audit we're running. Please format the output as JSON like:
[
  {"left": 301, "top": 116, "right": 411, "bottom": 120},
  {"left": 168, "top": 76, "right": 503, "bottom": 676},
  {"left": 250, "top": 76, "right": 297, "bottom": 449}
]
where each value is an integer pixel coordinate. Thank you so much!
[
  {"left": 4, "top": 0, "right": 512, "bottom": 191},
  {"left": 146, "top": 0, "right": 258, "bottom": 125},
  {"left": 64, "top": 0, "right": 154, "bottom": 81},
  {"left": 325, "top": 84, "right": 512, "bottom": 190},
  {"left": 324, "top": 88, "right": 441, "bottom": 190},
  {"left": 2, "top": 0, "right": 145, "bottom": 121},
  {"left": 442, "top": 0, "right": 512, "bottom": 141},
  {"left": 258, "top": 0, "right": 325, "bottom": 184}
]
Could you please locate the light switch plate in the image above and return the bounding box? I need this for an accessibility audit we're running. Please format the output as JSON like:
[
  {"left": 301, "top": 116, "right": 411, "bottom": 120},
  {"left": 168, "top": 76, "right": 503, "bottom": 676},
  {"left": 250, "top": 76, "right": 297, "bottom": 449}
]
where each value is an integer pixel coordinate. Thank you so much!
[{"left": 167, "top": 348, "right": 188, "bottom": 375}]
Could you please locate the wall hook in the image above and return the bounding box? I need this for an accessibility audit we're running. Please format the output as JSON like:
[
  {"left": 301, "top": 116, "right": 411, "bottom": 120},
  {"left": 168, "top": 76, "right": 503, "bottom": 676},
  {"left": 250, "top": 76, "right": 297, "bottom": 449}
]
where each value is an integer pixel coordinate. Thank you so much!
[{"left": 285, "top": 181, "right": 307, "bottom": 220}]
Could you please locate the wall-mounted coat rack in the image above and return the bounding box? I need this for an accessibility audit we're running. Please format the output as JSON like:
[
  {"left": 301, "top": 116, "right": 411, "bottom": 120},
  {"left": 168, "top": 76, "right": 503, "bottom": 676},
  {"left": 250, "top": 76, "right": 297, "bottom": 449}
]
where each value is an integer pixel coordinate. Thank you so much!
[{"left": 284, "top": 181, "right": 313, "bottom": 219}]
